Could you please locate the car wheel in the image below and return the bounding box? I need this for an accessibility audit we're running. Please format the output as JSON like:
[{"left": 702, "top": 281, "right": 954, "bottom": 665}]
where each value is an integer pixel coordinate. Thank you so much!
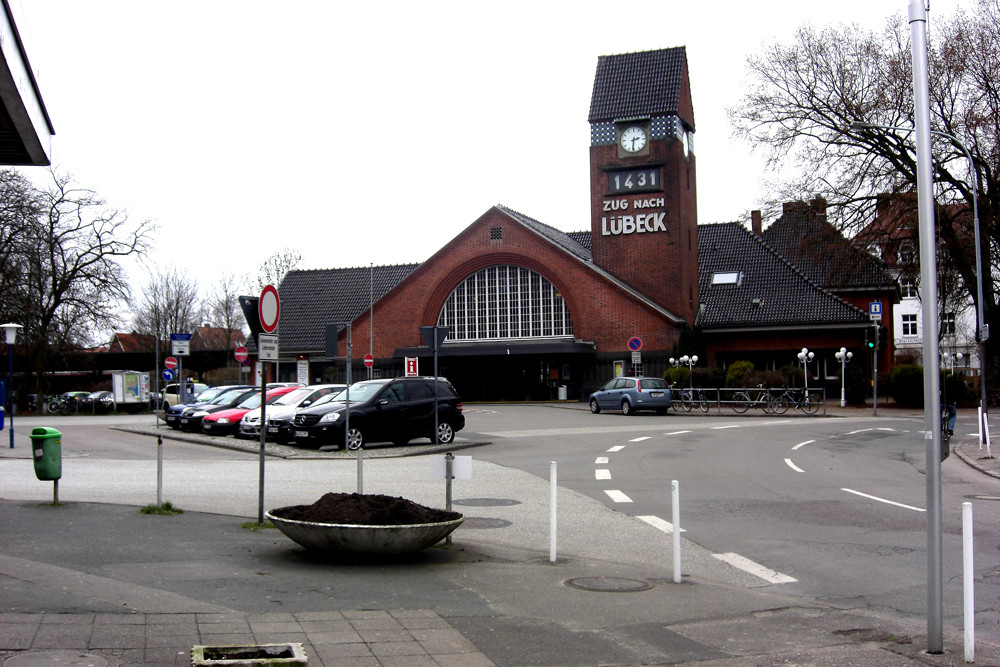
[
  {"left": 590, "top": 398, "right": 601, "bottom": 414},
  {"left": 437, "top": 422, "right": 455, "bottom": 444},
  {"left": 621, "top": 399, "right": 633, "bottom": 416},
  {"left": 346, "top": 426, "right": 364, "bottom": 451}
]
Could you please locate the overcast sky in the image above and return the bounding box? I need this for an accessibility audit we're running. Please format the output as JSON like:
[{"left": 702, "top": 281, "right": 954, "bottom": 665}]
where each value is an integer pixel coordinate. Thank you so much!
[{"left": 16, "top": 1, "right": 969, "bottom": 300}]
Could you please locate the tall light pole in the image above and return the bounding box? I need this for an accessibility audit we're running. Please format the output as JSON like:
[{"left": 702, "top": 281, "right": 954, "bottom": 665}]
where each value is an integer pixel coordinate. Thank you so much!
[
  {"left": 835, "top": 347, "right": 853, "bottom": 408},
  {"left": 2, "top": 323, "right": 23, "bottom": 449},
  {"left": 797, "top": 348, "right": 814, "bottom": 390},
  {"left": 670, "top": 355, "right": 698, "bottom": 389}
]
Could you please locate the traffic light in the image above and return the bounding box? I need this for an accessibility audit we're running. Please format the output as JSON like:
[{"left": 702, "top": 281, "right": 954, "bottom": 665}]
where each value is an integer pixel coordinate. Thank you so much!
[
  {"left": 864, "top": 327, "right": 875, "bottom": 350},
  {"left": 878, "top": 325, "right": 888, "bottom": 349}
]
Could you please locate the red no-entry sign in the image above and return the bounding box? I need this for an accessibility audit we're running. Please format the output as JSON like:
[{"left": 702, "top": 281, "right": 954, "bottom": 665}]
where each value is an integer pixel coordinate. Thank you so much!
[
  {"left": 363, "top": 354, "right": 374, "bottom": 368},
  {"left": 234, "top": 346, "right": 248, "bottom": 363},
  {"left": 164, "top": 356, "right": 178, "bottom": 370},
  {"left": 259, "top": 284, "right": 280, "bottom": 334}
]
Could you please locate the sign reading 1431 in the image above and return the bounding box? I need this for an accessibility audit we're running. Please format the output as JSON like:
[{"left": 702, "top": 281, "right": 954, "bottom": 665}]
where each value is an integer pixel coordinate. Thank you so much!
[{"left": 608, "top": 167, "right": 660, "bottom": 194}]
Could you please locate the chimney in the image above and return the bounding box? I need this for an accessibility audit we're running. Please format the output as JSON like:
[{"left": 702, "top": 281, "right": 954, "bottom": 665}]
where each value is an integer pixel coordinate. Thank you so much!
[
  {"left": 810, "top": 196, "right": 827, "bottom": 217},
  {"left": 751, "top": 210, "right": 762, "bottom": 236}
]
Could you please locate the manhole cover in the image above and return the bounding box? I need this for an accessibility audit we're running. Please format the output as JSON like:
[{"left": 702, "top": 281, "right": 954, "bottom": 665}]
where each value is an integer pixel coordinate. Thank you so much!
[
  {"left": 459, "top": 517, "right": 512, "bottom": 529},
  {"left": 4, "top": 651, "right": 115, "bottom": 666},
  {"left": 564, "top": 576, "right": 653, "bottom": 592},
  {"left": 452, "top": 498, "right": 521, "bottom": 507}
]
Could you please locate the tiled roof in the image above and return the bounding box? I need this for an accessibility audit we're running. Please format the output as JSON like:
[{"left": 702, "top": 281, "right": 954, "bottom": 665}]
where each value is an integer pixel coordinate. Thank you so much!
[
  {"left": 588, "top": 47, "right": 687, "bottom": 123},
  {"left": 698, "top": 223, "right": 870, "bottom": 330},
  {"left": 497, "top": 205, "right": 592, "bottom": 261},
  {"left": 762, "top": 202, "right": 896, "bottom": 292},
  {"left": 275, "top": 264, "right": 421, "bottom": 353},
  {"left": 192, "top": 326, "right": 245, "bottom": 351},
  {"left": 107, "top": 331, "right": 156, "bottom": 353}
]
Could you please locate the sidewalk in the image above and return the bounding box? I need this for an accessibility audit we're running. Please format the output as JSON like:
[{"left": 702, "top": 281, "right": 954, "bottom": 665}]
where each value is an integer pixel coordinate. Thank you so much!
[{"left": 1, "top": 411, "right": 998, "bottom": 666}]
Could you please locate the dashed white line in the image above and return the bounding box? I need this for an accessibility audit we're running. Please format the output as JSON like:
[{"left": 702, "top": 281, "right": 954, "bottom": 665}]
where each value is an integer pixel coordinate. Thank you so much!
[
  {"left": 630, "top": 436, "right": 652, "bottom": 442},
  {"left": 713, "top": 552, "right": 797, "bottom": 584},
  {"left": 595, "top": 469, "right": 611, "bottom": 480},
  {"left": 711, "top": 425, "right": 741, "bottom": 430},
  {"left": 664, "top": 430, "right": 692, "bottom": 436},
  {"left": 791, "top": 440, "right": 813, "bottom": 450},
  {"left": 636, "top": 514, "right": 685, "bottom": 533},
  {"left": 842, "top": 488, "right": 925, "bottom": 512},
  {"left": 607, "top": 446, "right": 625, "bottom": 452},
  {"left": 604, "top": 490, "right": 633, "bottom": 503},
  {"left": 784, "top": 458, "right": 804, "bottom": 473},
  {"left": 595, "top": 456, "right": 609, "bottom": 464}
]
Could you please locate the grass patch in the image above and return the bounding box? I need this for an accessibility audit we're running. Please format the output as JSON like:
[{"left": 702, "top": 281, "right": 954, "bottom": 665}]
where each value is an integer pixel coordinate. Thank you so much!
[
  {"left": 139, "top": 501, "right": 183, "bottom": 515},
  {"left": 242, "top": 521, "right": 276, "bottom": 531}
]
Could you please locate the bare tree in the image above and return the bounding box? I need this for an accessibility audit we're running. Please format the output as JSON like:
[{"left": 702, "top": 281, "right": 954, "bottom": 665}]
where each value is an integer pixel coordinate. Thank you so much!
[
  {"left": 132, "top": 266, "right": 203, "bottom": 353},
  {"left": 249, "top": 248, "right": 302, "bottom": 294},
  {"left": 728, "top": 0, "right": 999, "bottom": 376}
]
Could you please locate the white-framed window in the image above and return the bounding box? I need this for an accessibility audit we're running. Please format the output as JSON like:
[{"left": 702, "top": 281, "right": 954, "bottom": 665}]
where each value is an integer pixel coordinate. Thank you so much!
[
  {"left": 711, "top": 271, "right": 741, "bottom": 285},
  {"left": 942, "top": 312, "right": 956, "bottom": 336},
  {"left": 900, "top": 280, "right": 918, "bottom": 299},
  {"left": 902, "top": 313, "right": 918, "bottom": 337},
  {"left": 437, "top": 265, "right": 573, "bottom": 341}
]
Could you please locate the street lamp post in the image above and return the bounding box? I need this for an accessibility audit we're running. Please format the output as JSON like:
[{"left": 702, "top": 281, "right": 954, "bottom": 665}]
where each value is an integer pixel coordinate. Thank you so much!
[
  {"left": 797, "top": 348, "right": 815, "bottom": 391},
  {"left": 669, "top": 355, "right": 698, "bottom": 389},
  {"left": 835, "top": 347, "right": 853, "bottom": 408},
  {"left": 2, "top": 323, "right": 23, "bottom": 449}
]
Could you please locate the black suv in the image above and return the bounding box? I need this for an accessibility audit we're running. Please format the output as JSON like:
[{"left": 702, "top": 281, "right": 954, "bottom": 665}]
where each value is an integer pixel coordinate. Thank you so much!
[{"left": 289, "top": 377, "right": 464, "bottom": 450}]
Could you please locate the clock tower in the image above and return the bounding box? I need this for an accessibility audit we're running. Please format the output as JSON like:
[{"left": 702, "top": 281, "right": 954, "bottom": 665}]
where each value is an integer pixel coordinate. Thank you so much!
[{"left": 588, "top": 47, "right": 698, "bottom": 324}]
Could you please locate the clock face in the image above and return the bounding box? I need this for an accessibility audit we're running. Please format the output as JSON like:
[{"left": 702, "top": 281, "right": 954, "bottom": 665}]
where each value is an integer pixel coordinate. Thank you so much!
[{"left": 619, "top": 126, "right": 648, "bottom": 153}]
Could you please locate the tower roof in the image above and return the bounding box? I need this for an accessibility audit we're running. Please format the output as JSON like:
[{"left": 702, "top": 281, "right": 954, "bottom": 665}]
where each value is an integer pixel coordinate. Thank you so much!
[{"left": 588, "top": 47, "right": 690, "bottom": 126}]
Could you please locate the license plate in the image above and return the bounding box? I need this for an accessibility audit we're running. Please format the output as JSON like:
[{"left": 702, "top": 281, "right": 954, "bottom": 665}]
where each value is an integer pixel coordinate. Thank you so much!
[
  {"left": 294, "top": 430, "right": 308, "bottom": 438},
  {"left": 267, "top": 426, "right": 278, "bottom": 433},
  {"left": 651, "top": 391, "right": 663, "bottom": 397},
  {"left": 180, "top": 418, "right": 188, "bottom": 424}
]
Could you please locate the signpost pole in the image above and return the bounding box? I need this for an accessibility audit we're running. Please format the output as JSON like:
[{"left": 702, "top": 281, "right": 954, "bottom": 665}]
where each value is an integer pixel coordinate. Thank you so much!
[{"left": 256, "top": 285, "right": 280, "bottom": 525}]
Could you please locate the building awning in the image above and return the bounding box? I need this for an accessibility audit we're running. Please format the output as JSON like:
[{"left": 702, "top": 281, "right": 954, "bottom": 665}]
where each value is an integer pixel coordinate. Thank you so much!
[
  {"left": 394, "top": 340, "right": 597, "bottom": 358},
  {"left": 0, "top": 1, "right": 54, "bottom": 165}
]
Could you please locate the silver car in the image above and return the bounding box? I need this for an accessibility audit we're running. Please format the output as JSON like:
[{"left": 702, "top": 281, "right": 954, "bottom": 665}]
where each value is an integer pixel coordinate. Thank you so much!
[{"left": 589, "top": 376, "right": 672, "bottom": 415}]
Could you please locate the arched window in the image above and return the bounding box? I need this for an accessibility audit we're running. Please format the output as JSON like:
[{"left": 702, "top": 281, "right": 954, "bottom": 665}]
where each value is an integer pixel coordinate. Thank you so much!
[{"left": 437, "top": 265, "right": 573, "bottom": 341}]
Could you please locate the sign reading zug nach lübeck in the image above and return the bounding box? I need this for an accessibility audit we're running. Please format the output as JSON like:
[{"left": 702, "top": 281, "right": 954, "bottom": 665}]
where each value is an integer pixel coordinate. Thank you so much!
[{"left": 601, "top": 196, "right": 667, "bottom": 236}]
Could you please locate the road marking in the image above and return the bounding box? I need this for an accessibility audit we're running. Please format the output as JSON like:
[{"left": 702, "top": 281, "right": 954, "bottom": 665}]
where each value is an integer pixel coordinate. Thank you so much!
[
  {"left": 841, "top": 488, "right": 925, "bottom": 512},
  {"left": 712, "top": 425, "right": 741, "bottom": 430},
  {"left": 595, "top": 456, "right": 609, "bottom": 464},
  {"left": 845, "top": 429, "right": 873, "bottom": 435},
  {"left": 784, "top": 458, "right": 804, "bottom": 473},
  {"left": 607, "top": 446, "right": 625, "bottom": 452},
  {"left": 636, "top": 514, "right": 685, "bottom": 533},
  {"left": 713, "top": 552, "right": 797, "bottom": 584},
  {"left": 664, "top": 430, "right": 692, "bottom": 436},
  {"left": 604, "top": 490, "right": 632, "bottom": 503},
  {"left": 595, "top": 469, "right": 611, "bottom": 480},
  {"left": 791, "top": 440, "right": 813, "bottom": 450},
  {"left": 630, "top": 436, "right": 652, "bottom": 442}
]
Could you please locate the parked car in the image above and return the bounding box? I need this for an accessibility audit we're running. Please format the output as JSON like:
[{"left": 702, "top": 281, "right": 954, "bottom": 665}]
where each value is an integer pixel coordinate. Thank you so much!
[
  {"left": 150, "top": 382, "right": 210, "bottom": 411},
  {"left": 589, "top": 376, "right": 672, "bottom": 415},
  {"left": 176, "top": 386, "right": 258, "bottom": 432},
  {"left": 289, "top": 377, "right": 464, "bottom": 450},
  {"left": 80, "top": 390, "right": 114, "bottom": 414},
  {"left": 163, "top": 385, "right": 253, "bottom": 429},
  {"left": 201, "top": 386, "right": 298, "bottom": 436},
  {"left": 240, "top": 384, "right": 346, "bottom": 440}
]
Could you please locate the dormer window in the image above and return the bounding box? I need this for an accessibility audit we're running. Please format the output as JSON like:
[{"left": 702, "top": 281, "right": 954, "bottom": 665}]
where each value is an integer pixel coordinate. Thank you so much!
[{"left": 711, "top": 271, "right": 741, "bottom": 286}]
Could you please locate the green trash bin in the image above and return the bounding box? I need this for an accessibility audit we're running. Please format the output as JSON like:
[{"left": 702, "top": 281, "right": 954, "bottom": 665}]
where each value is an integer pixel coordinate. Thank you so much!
[{"left": 30, "top": 427, "right": 62, "bottom": 481}]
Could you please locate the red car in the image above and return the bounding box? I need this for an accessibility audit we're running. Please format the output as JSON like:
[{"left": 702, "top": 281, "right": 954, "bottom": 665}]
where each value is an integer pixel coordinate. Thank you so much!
[{"left": 201, "top": 386, "right": 297, "bottom": 436}]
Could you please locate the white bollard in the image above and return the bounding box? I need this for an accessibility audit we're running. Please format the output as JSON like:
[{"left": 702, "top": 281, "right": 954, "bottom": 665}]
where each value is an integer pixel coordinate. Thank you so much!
[
  {"left": 964, "top": 501, "right": 974, "bottom": 663},
  {"left": 550, "top": 461, "right": 557, "bottom": 563},
  {"left": 672, "top": 479, "right": 681, "bottom": 583}
]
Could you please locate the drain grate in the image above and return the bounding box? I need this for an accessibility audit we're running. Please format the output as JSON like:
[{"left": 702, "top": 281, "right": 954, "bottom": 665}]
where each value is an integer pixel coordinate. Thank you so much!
[
  {"left": 459, "top": 516, "right": 512, "bottom": 529},
  {"left": 452, "top": 498, "right": 521, "bottom": 507},
  {"left": 564, "top": 576, "right": 653, "bottom": 592}
]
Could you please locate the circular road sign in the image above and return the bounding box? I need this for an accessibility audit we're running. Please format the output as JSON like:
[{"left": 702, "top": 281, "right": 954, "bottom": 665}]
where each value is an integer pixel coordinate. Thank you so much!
[
  {"left": 234, "top": 346, "right": 249, "bottom": 363},
  {"left": 164, "top": 356, "right": 178, "bottom": 370},
  {"left": 259, "top": 284, "right": 280, "bottom": 333},
  {"left": 627, "top": 337, "right": 642, "bottom": 351},
  {"left": 162, "top": 368, "right": 175, "bottom": 381},
  {"left": 363, "top": 354, "right": 374, "bottom": 368}
]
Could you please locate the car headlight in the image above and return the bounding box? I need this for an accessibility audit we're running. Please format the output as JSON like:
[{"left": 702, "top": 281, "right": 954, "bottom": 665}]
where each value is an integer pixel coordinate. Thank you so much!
[
  {"left": 319, "top": 412, "right": 341, "bottom": 424},
  {"left": 217, "top": 417, "right": 230, "bottom": 424},
  {"left": 192, "top": 410, "right": 208, "bottom": 417}
]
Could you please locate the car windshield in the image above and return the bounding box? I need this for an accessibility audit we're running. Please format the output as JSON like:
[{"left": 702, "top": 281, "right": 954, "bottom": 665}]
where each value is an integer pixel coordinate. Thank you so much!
[
  {"left": 238, "top": 394, "right": 263, "bottom": 409},
  {"left": 86, "top": 391, "right": 104, "bottom": 398},
  {"left": 194, "top": 388, "right": 225, "bottom": 402},
  {"left": 273, "top": 388, "right": 312, "bottom": 406},
  {"left": 330, "top": 382, "right": 384, "bottom": 402},
  {"left": 640, "top": 378, "right": 668, "bottom": 389},
  {"left": 209, "top": 389, "right": 247, "bottom": 404}
]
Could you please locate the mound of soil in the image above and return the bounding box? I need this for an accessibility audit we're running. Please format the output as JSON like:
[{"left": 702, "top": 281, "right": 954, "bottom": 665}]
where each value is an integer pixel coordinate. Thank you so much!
[{"left": 271, "top": 492, "right": 461, "bottom": 526}]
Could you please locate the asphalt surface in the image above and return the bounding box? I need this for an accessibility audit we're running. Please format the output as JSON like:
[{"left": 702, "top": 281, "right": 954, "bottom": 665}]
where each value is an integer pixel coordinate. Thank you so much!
[{"left": 0, "top": 407, "right": 998, "bottom": 666}]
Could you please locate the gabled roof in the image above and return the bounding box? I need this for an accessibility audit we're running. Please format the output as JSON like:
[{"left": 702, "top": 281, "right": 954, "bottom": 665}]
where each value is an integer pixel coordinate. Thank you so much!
[
  {"left": 762, "top": 200, "right": 896, "bottom": 293},
  {"left": 588, "top": 47, "right": 689, "bottom": 126},
  {"left": 107, "top": 331, "right": 155, "bottom": 353},
  {"left": 497, "top": 205, "right": 591, "bottom": 262},
  {"left": 698, "top": 223, "right": 870, "bottom": 330},
  {"left": 276, "top": 264, "right": 421, "bottom": 353},
  {"left": 192, "top": 326, "right": 245, "bottom": 351}
]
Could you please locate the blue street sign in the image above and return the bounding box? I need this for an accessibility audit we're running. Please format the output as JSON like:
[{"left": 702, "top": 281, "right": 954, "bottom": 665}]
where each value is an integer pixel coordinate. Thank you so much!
[
  {"left": 162, "top": 368, "right": 175, "bottom": 381},
  {"left": 627, "top": 337, "right": 642, "bottom": 351}
]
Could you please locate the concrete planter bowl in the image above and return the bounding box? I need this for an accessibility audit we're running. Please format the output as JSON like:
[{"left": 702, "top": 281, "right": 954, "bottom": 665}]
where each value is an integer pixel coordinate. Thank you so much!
[{"left": 265, "top": 509, "right": 464, "bottom": 555}]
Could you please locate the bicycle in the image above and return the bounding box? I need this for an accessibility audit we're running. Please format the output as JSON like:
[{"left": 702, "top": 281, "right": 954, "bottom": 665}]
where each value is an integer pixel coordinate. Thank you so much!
[
  {"left": 768, "top": 388, "right": 820, "bottom": 415},
  {"left": 670, "top": 383, "right": 710, "bottom": 413},
  {"left": 731, "top": 383, "right": 774, "bottom": 414}
]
